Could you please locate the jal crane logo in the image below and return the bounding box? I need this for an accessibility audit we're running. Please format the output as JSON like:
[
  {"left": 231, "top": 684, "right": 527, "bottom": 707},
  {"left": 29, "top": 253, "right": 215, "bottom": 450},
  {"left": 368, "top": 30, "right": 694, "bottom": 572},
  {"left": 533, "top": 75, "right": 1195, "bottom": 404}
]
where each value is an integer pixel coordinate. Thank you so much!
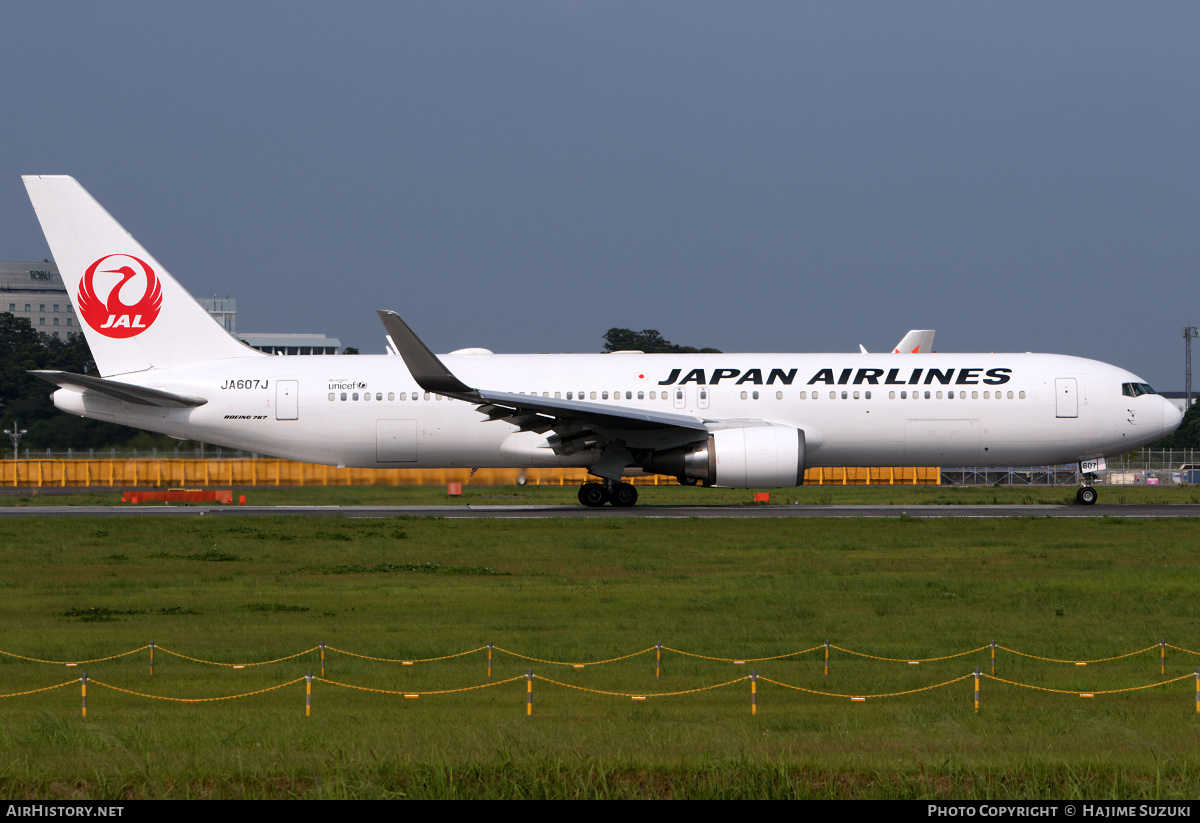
[{"left": 77, "top": 254, "right": 163, "bottom": 338}]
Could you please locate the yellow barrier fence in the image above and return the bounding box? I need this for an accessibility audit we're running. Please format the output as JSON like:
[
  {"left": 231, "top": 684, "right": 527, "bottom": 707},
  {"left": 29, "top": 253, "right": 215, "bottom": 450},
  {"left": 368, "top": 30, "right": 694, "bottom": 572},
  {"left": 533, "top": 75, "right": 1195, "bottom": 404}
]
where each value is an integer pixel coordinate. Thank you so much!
[{"left": 0, "top": 459, "right": 941, "bottom": 488}]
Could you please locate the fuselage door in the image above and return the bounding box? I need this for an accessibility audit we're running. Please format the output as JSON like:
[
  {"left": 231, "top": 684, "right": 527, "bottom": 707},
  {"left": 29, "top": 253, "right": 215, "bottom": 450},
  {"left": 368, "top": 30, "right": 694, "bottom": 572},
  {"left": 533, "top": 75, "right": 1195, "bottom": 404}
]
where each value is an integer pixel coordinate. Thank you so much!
[
  {"left": 378, "top": 419, "right": 418, "bottom": 462},
  {"left": 1055, "top": 378, "right": 1078, "bottom": 418},
  {"left": 276, "top": 380, "right": 299, "bottom": 420}
]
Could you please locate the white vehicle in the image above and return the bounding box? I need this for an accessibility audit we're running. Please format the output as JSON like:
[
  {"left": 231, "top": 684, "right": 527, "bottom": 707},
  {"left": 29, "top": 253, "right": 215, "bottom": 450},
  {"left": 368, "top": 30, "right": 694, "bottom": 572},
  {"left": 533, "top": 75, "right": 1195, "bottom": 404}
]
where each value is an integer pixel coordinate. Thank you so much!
[{"left": 23, "top": 176, "right": 1182, "bottom": 507}]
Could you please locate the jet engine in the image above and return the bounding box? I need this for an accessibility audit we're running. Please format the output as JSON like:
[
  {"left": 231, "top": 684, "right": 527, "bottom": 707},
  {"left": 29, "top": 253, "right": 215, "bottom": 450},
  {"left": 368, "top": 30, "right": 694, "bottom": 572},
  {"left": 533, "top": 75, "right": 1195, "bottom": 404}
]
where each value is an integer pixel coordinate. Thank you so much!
[{"left": 644, "top": 425, "right": 805, "bottom": 488}]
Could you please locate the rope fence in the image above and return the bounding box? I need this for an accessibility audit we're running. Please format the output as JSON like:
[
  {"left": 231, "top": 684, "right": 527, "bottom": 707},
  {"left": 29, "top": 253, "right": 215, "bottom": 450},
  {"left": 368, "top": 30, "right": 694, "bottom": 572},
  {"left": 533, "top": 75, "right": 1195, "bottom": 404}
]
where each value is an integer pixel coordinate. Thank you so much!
[
  {"left": 2, "top": 639, "right": 1195, "bottom": 679},
  {"left": 3, "top": 638, "right": 1198, "bottom": 687},
  {"left": 7, "top": 666, "right": 1200, "bottom": 719}
]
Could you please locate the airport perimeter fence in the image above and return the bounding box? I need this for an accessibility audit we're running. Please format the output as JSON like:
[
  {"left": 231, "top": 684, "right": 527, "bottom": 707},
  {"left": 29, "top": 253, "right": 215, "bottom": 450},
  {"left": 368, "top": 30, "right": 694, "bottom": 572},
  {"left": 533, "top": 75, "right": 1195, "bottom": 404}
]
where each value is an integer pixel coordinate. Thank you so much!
[
  {"left": 0, "top": 460, "right": 943, "bottom": 488},
  {"left": 1, "top": 447, "right": 1194, "bottom": 489},
  {"left": 3, "top": 639, "right": 1200, "bottom": 719}
]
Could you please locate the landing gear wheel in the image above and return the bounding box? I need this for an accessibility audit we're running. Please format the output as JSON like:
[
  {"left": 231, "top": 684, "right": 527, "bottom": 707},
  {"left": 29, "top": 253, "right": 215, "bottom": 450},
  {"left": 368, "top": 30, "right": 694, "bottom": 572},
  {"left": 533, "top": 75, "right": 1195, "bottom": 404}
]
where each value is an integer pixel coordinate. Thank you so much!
[
  {"left": 578, "top": 483, "right": 609, "bottom": 507},
  {"left": 610, "top": 483, "right": 638, "bottom": 507},
  {"left": 678, "top": 476, "right": 698, "bottom": 486},
  {"left": 1076, "top": 486, "right": 1098, "bottom": 505}
]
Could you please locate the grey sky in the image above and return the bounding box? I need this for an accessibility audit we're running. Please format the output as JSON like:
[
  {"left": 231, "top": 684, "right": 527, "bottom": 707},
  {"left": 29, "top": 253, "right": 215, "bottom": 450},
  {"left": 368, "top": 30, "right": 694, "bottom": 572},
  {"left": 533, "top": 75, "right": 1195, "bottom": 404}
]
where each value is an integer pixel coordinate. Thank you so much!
[{"left": 1, "top": 2, "right": 1196, "bottom": 390}]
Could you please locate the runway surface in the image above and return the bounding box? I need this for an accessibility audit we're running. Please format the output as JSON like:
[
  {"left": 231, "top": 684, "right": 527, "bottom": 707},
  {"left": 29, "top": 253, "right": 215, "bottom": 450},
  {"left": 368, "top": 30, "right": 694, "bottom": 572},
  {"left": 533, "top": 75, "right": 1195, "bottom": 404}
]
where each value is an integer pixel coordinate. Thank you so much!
[{"left": 2, "top": 504, "right": 1199, "bottom": 519}]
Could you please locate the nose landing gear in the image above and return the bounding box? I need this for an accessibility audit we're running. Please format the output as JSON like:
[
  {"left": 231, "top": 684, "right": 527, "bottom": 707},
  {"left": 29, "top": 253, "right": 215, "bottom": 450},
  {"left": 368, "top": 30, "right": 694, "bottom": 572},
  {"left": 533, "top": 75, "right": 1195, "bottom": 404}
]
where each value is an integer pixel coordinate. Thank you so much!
[{"left": 1076, "top": 470, "right": 1098, "bottom": 505}]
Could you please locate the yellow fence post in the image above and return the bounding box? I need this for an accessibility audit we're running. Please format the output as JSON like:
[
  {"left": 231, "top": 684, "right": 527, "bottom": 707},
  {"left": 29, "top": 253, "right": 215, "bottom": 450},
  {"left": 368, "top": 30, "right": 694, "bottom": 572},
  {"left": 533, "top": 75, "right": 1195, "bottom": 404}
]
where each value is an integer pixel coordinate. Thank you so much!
[
  {"left": 149, "top": 641, "right": 155, "bottom": 677},
  {"left": 1161, "top": 640, "right": 1166, "bottom": 676},
  {"left": 974, "top": 667, "right": 981, "bottom": 713},
  {"left": 320, "top": 641, "right": 326, "bottom": 678},
  {"left": 487, "top": 642, "right": 493, "bottom": 680},
  {"left": 306, "top": 670, "right": 313, "bottom": 717},
  {"left": 81, "top": 672, "right": 88, "bottom": 718},
  {"left": 824, "top": 641, "right": 830, "bottom": 678},
  {"left": 526, "top": 669, "right": 533, "bottom": 718},
  {"left": 750, "top": 669, "right": 758, "bottom": 716},
  {"left": 991, "top": 641, "right": 996, "bottom": 676},
  {"left": 656, "top": 641, "right": 662, "bottom": 681}
]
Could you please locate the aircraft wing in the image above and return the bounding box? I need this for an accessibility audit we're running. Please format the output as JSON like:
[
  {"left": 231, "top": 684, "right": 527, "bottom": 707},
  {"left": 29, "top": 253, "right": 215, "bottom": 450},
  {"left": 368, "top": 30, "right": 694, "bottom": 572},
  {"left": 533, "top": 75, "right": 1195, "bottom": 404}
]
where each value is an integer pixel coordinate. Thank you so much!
[
  {"left": 29, "top": 370, "right": 208, "bottom": 408},
  {"left": 376, "top": 311, "right": 710, "bottom": 450},
  {"left": 471, "top": 389, "right": 710, "bottom": 433}
]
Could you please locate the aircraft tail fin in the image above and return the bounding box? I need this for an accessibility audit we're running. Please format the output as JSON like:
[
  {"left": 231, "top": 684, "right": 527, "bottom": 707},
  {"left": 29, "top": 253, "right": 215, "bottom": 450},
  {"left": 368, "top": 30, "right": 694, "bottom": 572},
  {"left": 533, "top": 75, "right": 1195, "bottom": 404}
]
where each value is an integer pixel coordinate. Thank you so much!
[
  {"left": 22, "top": 176, "right": 260, "bottom": 377},
  {"left": 892, "top": 329, "right": 935, "bottom": 354}
]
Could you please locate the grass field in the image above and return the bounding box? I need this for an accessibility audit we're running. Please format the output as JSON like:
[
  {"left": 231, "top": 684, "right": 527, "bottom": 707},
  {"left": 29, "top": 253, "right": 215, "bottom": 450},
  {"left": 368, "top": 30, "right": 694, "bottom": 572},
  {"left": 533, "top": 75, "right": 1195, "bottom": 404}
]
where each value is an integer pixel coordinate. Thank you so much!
[{"left": 2, "top": 513, "right": 1200, "bottom": 798}]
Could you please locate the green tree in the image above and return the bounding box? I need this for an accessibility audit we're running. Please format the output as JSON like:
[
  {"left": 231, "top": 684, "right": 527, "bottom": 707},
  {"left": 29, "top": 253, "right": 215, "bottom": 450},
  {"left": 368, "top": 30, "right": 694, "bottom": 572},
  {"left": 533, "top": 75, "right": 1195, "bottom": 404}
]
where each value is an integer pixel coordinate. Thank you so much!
[
  {"left": 602, "top": 328, "right": 721, "bottom": 354},
  {"left": 0, "top": 313, "right": 178, "bottom": 452}
]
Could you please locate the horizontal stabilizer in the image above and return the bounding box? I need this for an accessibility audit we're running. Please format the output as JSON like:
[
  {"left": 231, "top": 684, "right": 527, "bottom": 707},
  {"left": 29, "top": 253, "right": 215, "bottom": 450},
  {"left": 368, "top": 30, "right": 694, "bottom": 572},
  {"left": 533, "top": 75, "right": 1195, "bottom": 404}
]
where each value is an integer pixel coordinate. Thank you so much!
[{"left": 29, "top": 370, "right": 207, "bottom": 408}]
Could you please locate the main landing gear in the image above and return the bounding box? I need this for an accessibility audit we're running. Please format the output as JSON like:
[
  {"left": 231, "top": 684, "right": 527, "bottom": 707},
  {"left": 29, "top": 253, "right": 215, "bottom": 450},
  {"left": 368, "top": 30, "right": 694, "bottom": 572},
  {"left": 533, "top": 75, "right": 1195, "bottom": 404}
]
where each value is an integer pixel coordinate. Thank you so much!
[{"left": 578, "top": 480, "right": 639, "bottom": 508}]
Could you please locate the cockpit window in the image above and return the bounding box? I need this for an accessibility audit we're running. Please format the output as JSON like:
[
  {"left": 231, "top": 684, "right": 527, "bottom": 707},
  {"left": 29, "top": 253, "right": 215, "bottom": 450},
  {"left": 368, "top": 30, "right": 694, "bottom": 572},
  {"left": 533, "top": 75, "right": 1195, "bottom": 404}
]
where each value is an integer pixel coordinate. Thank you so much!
[{"left": 1122, "top": 382, "right": 1157, "bottom": 397}]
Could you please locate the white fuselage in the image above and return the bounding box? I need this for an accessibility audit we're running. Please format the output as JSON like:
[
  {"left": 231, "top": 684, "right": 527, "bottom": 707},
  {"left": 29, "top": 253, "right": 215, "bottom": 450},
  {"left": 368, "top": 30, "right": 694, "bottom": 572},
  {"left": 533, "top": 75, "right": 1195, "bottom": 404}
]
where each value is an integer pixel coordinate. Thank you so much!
[{"left": 52, "top": 351, "right": 1180, "bottom": 473}]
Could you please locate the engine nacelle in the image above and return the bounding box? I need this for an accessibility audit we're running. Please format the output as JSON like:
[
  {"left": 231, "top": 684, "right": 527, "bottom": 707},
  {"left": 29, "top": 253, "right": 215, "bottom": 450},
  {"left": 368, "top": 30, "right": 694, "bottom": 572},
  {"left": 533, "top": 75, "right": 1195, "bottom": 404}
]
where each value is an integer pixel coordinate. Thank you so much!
[{"left": 645, "top": 425, "right": 806, "bottom": 488}]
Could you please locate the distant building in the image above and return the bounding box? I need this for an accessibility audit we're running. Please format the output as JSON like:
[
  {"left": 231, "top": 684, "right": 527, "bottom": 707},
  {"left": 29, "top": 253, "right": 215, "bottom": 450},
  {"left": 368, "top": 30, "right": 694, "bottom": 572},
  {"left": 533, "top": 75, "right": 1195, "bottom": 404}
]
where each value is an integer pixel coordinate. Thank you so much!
[
  {"left": 199, "top": 296, "right": 342, "bottom": 353},
  {"left": 0, "top": 261, "right": 78, "bottom": 338},
  {"left": 237, "top": 333, "right": 342, "bottom": 355},
  {"left": 200, "top": 297, "right": 237, "bottom": 335}
]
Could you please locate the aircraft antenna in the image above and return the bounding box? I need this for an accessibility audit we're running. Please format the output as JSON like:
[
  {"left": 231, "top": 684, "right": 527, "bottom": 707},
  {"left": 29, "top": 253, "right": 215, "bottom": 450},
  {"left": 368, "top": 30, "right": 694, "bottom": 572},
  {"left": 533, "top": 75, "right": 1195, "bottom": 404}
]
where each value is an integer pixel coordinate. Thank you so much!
[{"left": 1185, "top": 326, "right": 1198, "bottom": 410}]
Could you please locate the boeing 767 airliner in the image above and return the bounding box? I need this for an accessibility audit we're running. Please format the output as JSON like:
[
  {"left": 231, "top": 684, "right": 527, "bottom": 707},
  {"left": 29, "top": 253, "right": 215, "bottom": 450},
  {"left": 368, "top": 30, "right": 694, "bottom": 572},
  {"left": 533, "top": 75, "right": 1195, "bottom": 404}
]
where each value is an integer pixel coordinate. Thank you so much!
[{"left": 21, "top": 176, "right": 1182, "bottom": 506}]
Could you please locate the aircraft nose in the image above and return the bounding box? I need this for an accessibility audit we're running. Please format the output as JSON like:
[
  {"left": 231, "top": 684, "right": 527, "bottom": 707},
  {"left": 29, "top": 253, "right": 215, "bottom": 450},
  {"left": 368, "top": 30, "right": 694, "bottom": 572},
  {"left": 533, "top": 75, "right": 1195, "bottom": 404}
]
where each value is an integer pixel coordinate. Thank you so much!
[{"left": 1163, "top": 398, "right": 1184, "bottom": 436}]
